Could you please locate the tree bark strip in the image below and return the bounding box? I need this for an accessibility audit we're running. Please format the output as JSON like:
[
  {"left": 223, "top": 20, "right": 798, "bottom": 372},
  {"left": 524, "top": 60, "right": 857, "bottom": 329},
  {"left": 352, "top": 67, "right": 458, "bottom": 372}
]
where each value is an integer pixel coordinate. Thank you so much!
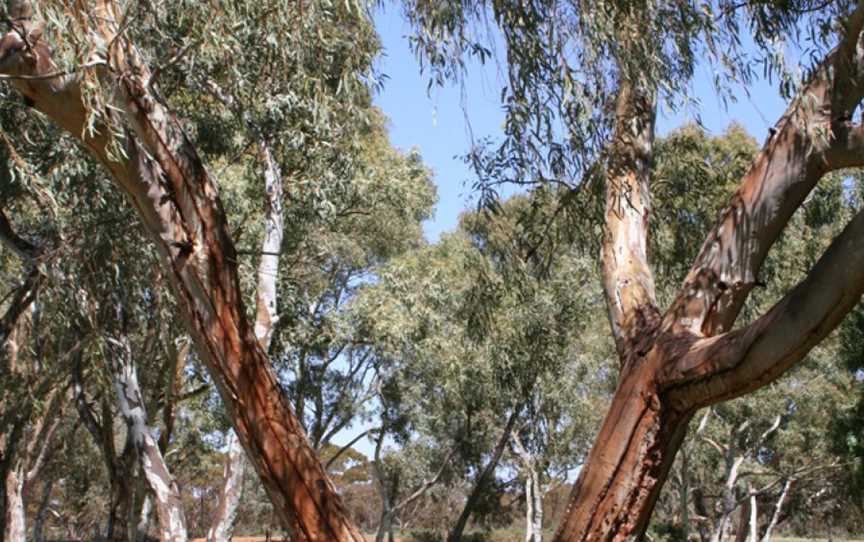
[{"left": 209, "top": 138, "right": 284, "bottom": 542}]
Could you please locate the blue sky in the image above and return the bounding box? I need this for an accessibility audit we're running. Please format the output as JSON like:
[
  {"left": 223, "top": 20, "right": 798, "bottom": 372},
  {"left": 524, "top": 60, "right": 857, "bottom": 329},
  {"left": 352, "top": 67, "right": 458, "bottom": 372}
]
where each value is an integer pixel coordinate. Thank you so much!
[{"left": 372, "top": 6, "right": 789, "bottom": 242}]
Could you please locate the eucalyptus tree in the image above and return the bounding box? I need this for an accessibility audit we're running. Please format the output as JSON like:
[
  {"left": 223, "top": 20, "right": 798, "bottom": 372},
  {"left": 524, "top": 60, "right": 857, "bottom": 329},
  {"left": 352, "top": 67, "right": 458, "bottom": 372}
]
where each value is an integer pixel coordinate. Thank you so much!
[
  {"left": 402, "top": 0, "right": 864, "bottom": 536},
  {"left": 0, "top": 0, "right": 388, "bottom": 537},
  {"left": 353, "top": 192, "right": 610, "bottom": 540}
]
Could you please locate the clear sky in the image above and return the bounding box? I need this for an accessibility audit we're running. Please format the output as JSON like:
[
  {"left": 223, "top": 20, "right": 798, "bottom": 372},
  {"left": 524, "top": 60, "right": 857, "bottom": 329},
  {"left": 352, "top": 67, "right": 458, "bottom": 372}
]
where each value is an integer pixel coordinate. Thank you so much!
[{"left": 333, "top": 7, "right": 792, "bottom": 458}]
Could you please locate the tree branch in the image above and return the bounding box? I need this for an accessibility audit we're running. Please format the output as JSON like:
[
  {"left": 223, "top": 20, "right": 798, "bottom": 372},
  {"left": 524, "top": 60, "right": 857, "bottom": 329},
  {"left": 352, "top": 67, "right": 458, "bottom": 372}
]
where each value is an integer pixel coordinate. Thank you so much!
[
  {"left": 666, "top": 203, "right": 864, "bottom": 406},
  {"left": 666, "top": 1, "right": 864, "bottom": 337}
]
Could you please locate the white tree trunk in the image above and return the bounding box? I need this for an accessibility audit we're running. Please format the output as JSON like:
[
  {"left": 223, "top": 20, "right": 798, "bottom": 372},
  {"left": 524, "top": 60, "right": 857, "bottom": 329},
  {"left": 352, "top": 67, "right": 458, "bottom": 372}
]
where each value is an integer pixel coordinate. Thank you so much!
[
  {"left": 110, "top": 336, "right": 187, "bottom": 542},
  {"left": 208, "top": 139, "right": 283, "bottom": 542},
  {"left": 511, "top": 428, "right": 543, "bottom": 542},
  {"left": 137, "top": 492, "right": 153, "bottom": 542},
  {"left": 525, "top": 466, "right": 543, "bottom": 542},
  {"left": 3, "top": 464, "right": 25, "bottom": 542},
  {"left": 748, "top": 484, "right": 758, "bottom": 542},
  {"left": 207, "top": 434, "right": 246, "bottom": 542},
  {"left": 760, "top": 478, "right": 792, "bottom": 542},
  {"left": 710, "top": 453, "right": 745, "bottom": 542}
]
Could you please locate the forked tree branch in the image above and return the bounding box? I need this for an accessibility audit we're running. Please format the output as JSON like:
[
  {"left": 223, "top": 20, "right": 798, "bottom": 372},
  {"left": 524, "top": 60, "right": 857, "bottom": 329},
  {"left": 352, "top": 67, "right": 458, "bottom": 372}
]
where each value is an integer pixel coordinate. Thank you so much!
[{"left": 665, "top": 202, "right": 864, "bottom": 407}]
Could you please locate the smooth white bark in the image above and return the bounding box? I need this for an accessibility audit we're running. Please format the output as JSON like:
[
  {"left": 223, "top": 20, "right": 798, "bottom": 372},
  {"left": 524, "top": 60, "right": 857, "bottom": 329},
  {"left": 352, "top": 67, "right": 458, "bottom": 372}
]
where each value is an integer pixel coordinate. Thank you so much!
[{"left": 109, "top": 336, "right": 187, "bottom": 542}]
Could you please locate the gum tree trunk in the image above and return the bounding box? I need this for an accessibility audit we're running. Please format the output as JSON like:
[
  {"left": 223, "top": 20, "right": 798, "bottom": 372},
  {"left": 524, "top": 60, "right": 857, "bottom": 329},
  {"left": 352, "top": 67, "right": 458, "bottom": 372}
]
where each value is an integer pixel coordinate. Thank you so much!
[
  {"left": 449, "top": 409, "right": 520, "bottom": 542},
  {"left": 208, "top": 138, "right": 283, "bottom": 542},
  {"left": 107, "top": 327, "right": 187, "bottom": 542},
  {"left": 553, "top": 5, "right": 864, "bottom": 539},
  {"left": 3, "top": 466, "right": 24, "bottom": 542},
  {"left": 0, "top": 3, "right": 362, "bottom": 539}
]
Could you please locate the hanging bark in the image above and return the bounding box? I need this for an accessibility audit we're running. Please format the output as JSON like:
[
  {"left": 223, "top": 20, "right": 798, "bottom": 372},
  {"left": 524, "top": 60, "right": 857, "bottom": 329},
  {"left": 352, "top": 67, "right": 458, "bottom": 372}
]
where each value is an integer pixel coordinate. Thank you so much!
[
  {"left": 209, "top": 138, "right": 283, "bottom": 542},
  {"left": 0, "top": 2, "right": 362, "bottom": 539},
  {"left": 552, "top": 5, "right": 864, "bottom": 539}
]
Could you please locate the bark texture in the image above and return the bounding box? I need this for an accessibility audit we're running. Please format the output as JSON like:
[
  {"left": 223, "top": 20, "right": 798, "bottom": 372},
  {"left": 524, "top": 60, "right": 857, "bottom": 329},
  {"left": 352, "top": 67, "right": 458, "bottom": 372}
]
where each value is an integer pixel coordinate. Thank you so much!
[
  {"left": 0, "top": 3, "right": 362, "bottom": 539},
  {"left": 207, "top": 434, "right": 246, "bottom": 542},
  {"left": 553, "top": 5, "right": 864, "bottom": 539},
  {"left": 208, "top": 138, "right": 283, "bottom": 542},
  {"left": 511, "top": 431, "right": 543, "bottom": 542}
]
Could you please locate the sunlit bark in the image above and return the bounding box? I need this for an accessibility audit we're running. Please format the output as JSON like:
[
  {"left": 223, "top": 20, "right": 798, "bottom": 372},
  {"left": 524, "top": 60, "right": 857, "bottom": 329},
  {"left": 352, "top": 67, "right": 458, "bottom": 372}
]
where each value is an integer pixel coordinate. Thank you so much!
[
  {"left": 209, "top": 138, "right": 283, "bottom": 542},
  {"left": 553, "top": 4, "right": 864, "bottom": 539},
  {"left": 107, "top": 328, "right": 187, "bottom": 542},
  {"left": 0, "top": 2, "right": 362, "bottom": 539}
]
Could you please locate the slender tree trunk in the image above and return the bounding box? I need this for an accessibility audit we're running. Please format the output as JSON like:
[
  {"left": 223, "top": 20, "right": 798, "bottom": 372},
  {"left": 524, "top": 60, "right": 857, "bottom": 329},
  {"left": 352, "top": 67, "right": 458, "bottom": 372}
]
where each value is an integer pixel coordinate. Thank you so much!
[
  {"left": 3, "top": 464, "right": 25, "bottom": 542},
  {"left": 748, "top": 484, "right": 758, "bottom": 542},
  {"left": 375, "top": 507, "right": 394, "bottom": 542},
  {"left": 33, "top": 478, "right": 53, "bottom": 542},
  {"left": 734, "top": 500, "right": 749, "bottom": 542},
  {"left": 678, "top": 449, "right": 690, "bottom": 542},
  {"left": 526, "top": 466, "right": 543, "bottom": 542},
  {"left": 109, "top": 331, "right": 187, "bottom": 542},
  {"left": 525, "top": 476, "right": 535, "bottom": 542},
  {"left": 0, "top": 4, "right": 362, "bottom": 539},
  {"left": 449, "top": 409, "right": 520, "bottom": 542},
  {"left": 511, "top": 428, "right": 543, "bottom": 542},
  {"left": 137, "top": 488, "right": 153, "bottom": 542},
  {"left": 760, "top": 478, "right": 792, "bottom": 542},
  {"left": 207, "top": 434, "right": 246, "bottom": 542}
]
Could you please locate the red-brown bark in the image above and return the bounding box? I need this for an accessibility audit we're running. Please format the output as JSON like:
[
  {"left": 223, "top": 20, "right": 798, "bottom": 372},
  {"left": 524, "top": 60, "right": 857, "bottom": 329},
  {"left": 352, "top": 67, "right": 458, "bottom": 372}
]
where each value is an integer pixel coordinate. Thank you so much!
[
  {"left": 0, "top": 2, "right": 362, "bottom": 539},
  {"left": 553, "top": 4, "right": 864, "bottom": 539}
]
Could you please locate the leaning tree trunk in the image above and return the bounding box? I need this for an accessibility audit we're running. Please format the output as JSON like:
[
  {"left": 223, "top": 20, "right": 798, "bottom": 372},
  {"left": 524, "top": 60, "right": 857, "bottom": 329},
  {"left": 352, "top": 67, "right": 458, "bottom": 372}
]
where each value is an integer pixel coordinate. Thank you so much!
[
  {"left": 552, "top": 5, "right": 864, "bottom": 539},
  {"left": 449, "top": 409, "right": 520, "bottom": 542},
  {"left": 208, "top": 138, "right": 283, "bottom": 542},
  {"left": 760, "top": 478, "right": 792, "bottom": 542},
  {"left": 0, "top": 3, "right": 362, "bottom": 539}
]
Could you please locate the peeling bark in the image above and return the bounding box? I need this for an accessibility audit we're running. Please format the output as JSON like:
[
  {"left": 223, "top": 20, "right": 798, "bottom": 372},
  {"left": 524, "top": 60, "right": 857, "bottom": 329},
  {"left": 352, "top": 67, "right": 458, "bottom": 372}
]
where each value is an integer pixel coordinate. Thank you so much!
[
  {"left": 601, "top": 79, "right": 659, "bottom": 359},
  {"left": 209, "top": 138, "right": 283, "bottom": 542},
  {"left": 552, "top": 4, "right": 864, "bottom": 539},
  {"left": 0, "top": 3, "right": 362, "bottom": 539}
]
